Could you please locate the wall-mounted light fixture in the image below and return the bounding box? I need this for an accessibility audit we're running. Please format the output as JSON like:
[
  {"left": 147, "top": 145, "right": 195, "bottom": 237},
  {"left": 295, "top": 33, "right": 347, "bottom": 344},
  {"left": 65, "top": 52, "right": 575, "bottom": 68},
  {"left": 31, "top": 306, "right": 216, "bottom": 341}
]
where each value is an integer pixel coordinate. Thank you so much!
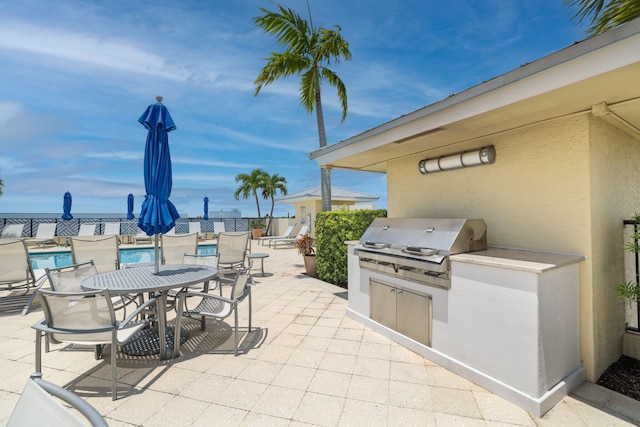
[{"left": 418, "top": 146, "right": 496, "bottom": 174}]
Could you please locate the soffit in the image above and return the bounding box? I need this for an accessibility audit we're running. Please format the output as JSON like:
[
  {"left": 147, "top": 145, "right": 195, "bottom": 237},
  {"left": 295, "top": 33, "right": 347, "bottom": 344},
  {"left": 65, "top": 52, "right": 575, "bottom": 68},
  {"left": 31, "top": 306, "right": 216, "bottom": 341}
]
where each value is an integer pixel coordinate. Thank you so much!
[{"left": 311, "top": 23, "right": 640, "bottom": 173}]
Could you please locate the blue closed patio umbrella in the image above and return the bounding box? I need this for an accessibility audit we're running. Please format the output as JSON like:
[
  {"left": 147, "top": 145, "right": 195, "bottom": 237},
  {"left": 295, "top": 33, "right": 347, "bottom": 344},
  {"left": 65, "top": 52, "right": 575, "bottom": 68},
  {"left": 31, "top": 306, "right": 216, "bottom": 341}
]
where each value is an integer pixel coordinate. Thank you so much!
[
  {"left": 62, "top": 191, "right": 73, "bottom": 220},
  {"left": 203, "top": 197, "right": 209, "bottom": 220},
  {"left": 137, "top": 96, "right": 180, "bottom": 273},
  {"left": 127, "top": 193, "right": 135, "bottom": 220}
]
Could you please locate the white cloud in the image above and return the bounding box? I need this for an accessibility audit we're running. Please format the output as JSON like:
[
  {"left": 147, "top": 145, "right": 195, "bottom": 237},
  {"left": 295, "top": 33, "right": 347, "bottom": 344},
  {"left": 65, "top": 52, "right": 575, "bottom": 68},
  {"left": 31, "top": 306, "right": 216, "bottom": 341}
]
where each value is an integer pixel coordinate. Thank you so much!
[{"left": 0, "top": 21, "right": 189, "bottom": 81}]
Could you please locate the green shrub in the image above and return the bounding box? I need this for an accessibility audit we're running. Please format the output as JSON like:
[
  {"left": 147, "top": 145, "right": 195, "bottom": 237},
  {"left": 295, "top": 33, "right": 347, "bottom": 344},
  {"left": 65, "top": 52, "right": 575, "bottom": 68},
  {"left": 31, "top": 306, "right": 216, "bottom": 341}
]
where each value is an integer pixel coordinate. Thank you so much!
[{"left": 315, "top": 209, "right": 387, "bottom": 288}]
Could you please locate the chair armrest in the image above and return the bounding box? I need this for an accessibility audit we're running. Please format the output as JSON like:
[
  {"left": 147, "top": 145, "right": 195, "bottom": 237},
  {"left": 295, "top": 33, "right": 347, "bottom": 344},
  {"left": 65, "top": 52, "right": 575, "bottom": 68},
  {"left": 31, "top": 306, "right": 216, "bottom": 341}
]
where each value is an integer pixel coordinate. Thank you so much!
[
  {"left": 181, "top": 290, "right": 236, "bottom": 305},
  {"left": 31, "top": 319, "right": 114, "bottom": 335}
]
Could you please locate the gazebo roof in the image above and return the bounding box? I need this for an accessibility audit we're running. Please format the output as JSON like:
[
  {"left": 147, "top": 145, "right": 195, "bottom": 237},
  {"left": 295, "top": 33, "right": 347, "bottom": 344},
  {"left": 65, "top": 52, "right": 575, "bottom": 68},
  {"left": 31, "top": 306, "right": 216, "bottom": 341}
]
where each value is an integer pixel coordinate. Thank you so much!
[{"left": 276, "top": 186, "right": 379, "bottom": 204}]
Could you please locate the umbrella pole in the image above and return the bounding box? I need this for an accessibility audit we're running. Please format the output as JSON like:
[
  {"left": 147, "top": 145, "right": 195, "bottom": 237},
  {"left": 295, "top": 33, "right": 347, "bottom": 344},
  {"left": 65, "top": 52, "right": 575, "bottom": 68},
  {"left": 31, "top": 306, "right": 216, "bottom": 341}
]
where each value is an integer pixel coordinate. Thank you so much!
[{"left": 154, "top": 234, "right": 160, "bottom": 274}]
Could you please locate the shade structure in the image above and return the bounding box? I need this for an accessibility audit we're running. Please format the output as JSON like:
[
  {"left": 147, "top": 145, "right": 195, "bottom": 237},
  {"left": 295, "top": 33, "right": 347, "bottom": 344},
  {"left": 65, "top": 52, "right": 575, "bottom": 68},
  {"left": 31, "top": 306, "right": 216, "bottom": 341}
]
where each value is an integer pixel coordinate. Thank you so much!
[
  {"left": 137, "top": 97, "right": 180, "bottom": 273},
  {"left": 61, "top": 192, "right": 73, "bottom": 220},
  {"left": 203, "top": 197, "right": 209, "bottom": 220},
  {"left": 127, "top": 193, "right": 135, "bottom": 220}
]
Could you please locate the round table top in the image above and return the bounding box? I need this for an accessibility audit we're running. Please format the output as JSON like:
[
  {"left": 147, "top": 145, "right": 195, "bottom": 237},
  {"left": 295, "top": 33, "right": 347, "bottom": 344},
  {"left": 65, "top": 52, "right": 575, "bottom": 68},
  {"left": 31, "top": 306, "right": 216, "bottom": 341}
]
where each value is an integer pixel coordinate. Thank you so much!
[{"left": 82, "top": 264, "right": 218, "bottom": 295}]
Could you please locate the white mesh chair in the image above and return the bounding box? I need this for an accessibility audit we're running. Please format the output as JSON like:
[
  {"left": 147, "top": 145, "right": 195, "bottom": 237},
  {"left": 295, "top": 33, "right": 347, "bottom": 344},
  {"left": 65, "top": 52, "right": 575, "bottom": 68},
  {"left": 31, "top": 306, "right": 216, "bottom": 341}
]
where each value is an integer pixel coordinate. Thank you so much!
[
  {"left": 71, "top": 235, "right": 120, "bottom": 273},
  {"left": 161, "top": 233, "right": 198, "bottom": 265},
  {"left": 1, "top": 223, "right": 25, "bottom": 239},
  {"left": 69, "top": 237, "right": 141, "bottom": 313},
  {"left": 8, "top": 373, "right": 107, "bottom": 427},
  {"left": 217, "top": 231, "right": 250, "bottom": 271},
  {"left": 179, "top": 267, "right": 252, "bottom": 355},
  {"left": 33, "top": 288, "right": 157, "bottom": 400},
  {"left": 134, "top": 227, "right": 152, "bottom": 244},
  {"left": 0, "top": 238, "right": 38, "bottom": 314},
  {"left": 182, "top": 253, "right": 220, "bottom": 293}
]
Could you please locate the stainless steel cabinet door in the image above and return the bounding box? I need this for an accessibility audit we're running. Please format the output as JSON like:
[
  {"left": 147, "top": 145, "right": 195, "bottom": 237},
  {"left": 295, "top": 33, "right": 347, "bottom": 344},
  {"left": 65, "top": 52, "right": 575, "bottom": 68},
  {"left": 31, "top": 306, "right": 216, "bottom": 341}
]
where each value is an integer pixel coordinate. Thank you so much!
[{"left": 370, "top": 280, "right": 396, "bottom": 330}]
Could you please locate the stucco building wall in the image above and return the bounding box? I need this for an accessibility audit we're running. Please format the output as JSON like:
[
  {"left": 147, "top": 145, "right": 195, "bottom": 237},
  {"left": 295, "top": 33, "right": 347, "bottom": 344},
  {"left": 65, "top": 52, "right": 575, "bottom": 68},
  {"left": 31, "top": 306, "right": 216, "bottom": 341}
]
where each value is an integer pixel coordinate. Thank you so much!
[{"left": 386, "top": 113, "right": 639, "bottom": 381}]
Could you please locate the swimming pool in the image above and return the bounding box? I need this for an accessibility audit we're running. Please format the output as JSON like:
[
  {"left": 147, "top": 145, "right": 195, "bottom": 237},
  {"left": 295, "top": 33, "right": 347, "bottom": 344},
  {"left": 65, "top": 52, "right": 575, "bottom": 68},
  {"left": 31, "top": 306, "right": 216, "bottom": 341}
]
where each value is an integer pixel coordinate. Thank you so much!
[{"left": 30, "top": 244, "right": 217, "bottom": 270}]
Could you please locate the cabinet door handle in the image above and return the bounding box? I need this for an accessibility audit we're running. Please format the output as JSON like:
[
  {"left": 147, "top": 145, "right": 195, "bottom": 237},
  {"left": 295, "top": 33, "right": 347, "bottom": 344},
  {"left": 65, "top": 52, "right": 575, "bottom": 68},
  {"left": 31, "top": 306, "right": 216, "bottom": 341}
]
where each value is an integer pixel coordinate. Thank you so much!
[
  {"left": 390, "top": 288, "right": 395, "bottom": 293},
  {"left": 397, "top": 289, "right": 403, "bottom": 295}
]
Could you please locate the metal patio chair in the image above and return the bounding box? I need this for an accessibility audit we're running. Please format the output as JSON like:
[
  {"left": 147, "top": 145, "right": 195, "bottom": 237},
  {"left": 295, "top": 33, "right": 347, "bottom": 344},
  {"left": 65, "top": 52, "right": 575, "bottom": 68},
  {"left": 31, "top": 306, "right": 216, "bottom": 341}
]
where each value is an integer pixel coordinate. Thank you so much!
[
  {"left": 161, "top": 232, "right": 198, "bottom": 265},
  {"left": 178, "top": 266, "right": 252, "bottom": 355},
  {"left": 8, "top": 373, "right": 107, "bottom": 427},
  {"left": 0, "top": 238, "right": 39, "bottom": 314},
  {"left": 33, "top": 288, "right": 158, "bottom": 400},
  {"left": 71, "top": 234, "right": 120, "bottom": 273}
]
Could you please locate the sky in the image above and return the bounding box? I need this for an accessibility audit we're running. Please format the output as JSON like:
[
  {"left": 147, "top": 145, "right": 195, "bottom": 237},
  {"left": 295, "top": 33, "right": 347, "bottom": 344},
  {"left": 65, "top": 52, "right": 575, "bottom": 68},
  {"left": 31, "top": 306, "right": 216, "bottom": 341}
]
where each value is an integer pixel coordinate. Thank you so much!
[{"left": 0, "top": 0, "right": 588, "bottom": 218}]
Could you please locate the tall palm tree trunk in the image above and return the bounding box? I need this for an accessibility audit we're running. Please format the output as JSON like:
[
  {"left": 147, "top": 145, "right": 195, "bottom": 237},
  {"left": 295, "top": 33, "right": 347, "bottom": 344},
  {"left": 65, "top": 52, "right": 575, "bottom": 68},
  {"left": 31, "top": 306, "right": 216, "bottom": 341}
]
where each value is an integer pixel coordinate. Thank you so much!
[{"left": 315, "top": 87, "right": 332, "bottom": 212}]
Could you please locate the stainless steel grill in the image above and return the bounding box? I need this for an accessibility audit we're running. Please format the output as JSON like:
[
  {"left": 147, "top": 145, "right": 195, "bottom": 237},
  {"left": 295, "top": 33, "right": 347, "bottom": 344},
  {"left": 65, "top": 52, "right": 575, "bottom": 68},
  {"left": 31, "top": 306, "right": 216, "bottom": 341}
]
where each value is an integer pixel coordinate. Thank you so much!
[{"left": 355, "top": 218, "right": 487, "bottom": 288}]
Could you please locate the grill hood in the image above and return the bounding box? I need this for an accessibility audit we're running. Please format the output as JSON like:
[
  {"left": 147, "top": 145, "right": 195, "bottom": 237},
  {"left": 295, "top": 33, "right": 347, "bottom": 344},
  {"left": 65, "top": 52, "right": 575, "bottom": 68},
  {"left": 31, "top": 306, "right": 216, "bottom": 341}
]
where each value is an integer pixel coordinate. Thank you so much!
[{"left": 358, "top": 218, "right": 487, "bottom": 260}]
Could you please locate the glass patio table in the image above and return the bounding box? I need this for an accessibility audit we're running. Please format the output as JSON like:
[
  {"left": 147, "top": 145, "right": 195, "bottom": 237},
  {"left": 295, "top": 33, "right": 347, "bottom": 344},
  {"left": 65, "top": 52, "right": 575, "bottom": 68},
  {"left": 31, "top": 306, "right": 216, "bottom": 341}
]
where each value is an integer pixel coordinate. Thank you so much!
[{"left": 82, "top": 264, "right": 217, "bottom": 360}]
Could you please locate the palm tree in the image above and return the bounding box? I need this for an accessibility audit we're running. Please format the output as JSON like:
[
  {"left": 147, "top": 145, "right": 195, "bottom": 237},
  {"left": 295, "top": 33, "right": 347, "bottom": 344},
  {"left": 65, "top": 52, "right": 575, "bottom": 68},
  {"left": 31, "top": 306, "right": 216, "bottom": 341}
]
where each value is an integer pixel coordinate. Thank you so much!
[
  {"left": 254, "top": 3, "right": 351, "bottom": 212},
  {"left": 0, "top": 174, "right": 3, "bottom": 197},
  {"left": 565, "top": 0, "right": 640, "bottom": 35},
  {"left": 261, "top": 172, "right": 288, "bottom": 234},
  {"left": 234, "top": 168, "right": 268, "bottom": 218}
]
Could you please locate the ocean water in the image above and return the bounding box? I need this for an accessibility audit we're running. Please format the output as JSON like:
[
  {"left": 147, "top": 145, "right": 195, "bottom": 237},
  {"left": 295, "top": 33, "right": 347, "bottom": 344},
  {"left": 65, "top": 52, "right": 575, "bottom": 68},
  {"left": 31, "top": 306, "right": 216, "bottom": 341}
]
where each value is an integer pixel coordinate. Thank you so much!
[{"left": 30, "top": 244, "right": 216, "bottom": 270}]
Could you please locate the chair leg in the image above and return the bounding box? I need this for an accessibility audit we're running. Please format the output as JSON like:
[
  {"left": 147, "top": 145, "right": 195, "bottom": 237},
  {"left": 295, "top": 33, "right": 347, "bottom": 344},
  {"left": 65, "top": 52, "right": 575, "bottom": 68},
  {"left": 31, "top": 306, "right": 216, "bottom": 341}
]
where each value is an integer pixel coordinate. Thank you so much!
[
  {"left": 233, "top": 309, "right": 238, "bottom": 356},
  {"left": 111, "top": 333, "right": 117, "bottom": 400},
  {"left": 95, "top": 344, "right": 103, "bottom": 360},
  {"left": 248, "top": 293, "right": 252, "bottom": 333},
  {"left": 35, "top": 330, "right": 42, "bottom": 372}
]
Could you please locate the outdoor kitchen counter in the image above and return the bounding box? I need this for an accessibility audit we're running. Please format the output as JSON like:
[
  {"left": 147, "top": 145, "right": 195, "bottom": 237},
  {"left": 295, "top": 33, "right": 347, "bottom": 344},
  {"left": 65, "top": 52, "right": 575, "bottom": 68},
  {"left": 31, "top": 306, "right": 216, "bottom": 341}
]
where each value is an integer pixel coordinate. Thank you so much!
[
  {"left": 450, "top": 247, "right": 585, "bottom": 273},
  {"left": 347, "top": 241, "right": 587, "bottom": 416}
]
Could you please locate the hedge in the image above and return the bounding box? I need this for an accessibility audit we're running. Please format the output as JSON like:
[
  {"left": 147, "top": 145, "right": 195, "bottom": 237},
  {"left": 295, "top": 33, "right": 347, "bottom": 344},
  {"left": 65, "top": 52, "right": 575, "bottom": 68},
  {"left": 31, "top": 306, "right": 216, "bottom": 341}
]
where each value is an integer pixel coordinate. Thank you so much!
[{"left": 315, "top": 209, "right": 387, "bottom": 288}]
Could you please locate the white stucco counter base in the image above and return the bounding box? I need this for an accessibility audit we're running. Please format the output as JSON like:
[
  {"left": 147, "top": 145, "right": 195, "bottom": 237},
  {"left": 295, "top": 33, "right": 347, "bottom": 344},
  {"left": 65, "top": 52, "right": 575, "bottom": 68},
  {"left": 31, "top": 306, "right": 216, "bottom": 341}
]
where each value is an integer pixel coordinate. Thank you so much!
[{"left": 347, "top": 245, "right": 585, "bottom": 416}]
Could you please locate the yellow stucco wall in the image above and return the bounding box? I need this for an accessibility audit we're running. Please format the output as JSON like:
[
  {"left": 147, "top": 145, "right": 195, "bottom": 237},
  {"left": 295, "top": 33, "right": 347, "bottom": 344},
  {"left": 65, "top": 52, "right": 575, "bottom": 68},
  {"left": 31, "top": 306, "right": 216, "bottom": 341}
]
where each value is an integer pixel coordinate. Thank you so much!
[{"left": 386, "top": 114, "right": 640, "bottom": 381}]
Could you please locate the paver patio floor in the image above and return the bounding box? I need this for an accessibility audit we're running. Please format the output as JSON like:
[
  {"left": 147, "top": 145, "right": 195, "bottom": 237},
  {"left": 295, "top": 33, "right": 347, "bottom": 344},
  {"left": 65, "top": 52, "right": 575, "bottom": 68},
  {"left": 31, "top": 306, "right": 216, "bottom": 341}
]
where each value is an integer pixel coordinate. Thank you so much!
[{"left": 1, "top": 241, "right": 639, "bottom": 426}]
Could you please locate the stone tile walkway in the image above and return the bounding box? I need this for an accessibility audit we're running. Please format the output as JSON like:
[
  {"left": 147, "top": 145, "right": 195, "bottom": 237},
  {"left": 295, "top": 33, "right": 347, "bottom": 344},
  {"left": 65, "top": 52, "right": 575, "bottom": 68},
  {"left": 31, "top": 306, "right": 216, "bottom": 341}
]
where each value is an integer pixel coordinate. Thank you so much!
[{"left": 1, "top": 241, "right": 639, "bottom": 426}]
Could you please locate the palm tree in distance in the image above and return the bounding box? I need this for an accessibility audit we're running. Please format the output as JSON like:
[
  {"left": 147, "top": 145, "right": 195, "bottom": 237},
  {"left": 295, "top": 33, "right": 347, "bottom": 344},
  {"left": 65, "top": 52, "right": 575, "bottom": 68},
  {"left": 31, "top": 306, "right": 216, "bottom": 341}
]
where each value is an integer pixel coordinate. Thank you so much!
[
  {"left": 262, "top": 172, "right": 288, "bottom": 235},
  {"left": 565, "top": 0, "right": 640, "bottom": 35},
  {"left": 254, "top": 3, "right": 351, "bottom": 212},
  {"left": 234, "top": 168, "right": 268, "bottom": 219}
]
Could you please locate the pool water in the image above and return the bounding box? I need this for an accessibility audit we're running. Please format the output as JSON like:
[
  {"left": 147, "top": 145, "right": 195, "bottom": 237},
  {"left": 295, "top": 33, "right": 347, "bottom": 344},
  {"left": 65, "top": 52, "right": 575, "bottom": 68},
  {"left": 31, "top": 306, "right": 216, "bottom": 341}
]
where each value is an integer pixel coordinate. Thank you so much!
[{"left": 30, "top": 244, "right": 217, "bottom": 270}]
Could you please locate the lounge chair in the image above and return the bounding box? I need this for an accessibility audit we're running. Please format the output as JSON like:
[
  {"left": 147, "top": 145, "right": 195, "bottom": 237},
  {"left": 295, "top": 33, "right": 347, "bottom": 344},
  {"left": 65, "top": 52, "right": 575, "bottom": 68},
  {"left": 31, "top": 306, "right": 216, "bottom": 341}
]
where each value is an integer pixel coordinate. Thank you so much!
[
  {"left": 258, "top": 222, "right": 296, "bottom": 246},
  {"left": 32, "top": 288, "right": 158, "bottom": 400},
  {"left": 134, "top": 227, "right": 152, "bottom": 244},
  {"left": 103, "top": 222, "right": 121, "bottom": 236},
  {"left": 26, "top": 223, "right": 58, "bottom": 247},
  {"left": 78, "top": 223, "right": 96, "bottom": 236},
  {"left": 271, "top": 224, "right": 310, "bottom": 249},
  {"left": 161, "top": 232, "right": 198, "bottom": 265},
  {"left": 213, "top": 221, "right": 226, "bottom": 236},
  {"left": 8, "top": 373, "right": 108, "bottom": 427},
  {"left": 189, "top": 221, "right": 205, "bottom": 240},
  {"left": 1, "top": 223, "right": 25, "bottom": 239},
  {"left": 0, "top": 238, "right": 38, "bottom": 314}
]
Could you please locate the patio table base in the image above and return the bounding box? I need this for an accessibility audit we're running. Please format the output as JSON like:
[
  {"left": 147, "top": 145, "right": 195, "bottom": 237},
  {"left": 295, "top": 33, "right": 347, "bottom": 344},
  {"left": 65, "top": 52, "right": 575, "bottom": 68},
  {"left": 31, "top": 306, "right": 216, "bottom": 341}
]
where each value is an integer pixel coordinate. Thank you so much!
[{"left": 121, "top": 326, "right": 189, "bottom": 357}]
